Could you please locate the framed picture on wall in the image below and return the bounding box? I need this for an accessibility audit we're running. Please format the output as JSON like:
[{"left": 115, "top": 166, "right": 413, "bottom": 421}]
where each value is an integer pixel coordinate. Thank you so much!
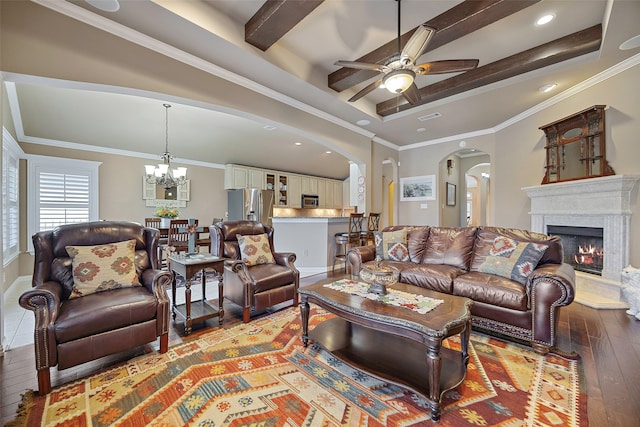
[
  {"left": 446, "top": 182, "right": 456, "bottom": 206},
  {"left": 400, "top": 175, "right": 436, "bottom": 201}
]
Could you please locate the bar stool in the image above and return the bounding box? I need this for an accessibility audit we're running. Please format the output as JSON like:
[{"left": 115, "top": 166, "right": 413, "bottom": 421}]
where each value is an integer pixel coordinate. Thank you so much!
[
  {"left": 360, "top": 212, "right": 380, "bottom": 245},
  {"left": 333, "top": 213, "right": 364, "bottom": 273}
]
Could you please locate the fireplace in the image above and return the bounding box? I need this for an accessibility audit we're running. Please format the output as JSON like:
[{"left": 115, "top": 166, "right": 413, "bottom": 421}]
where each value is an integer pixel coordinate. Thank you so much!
[
  {"left": 547, "top": 225, "right": 604, "bottom": 275},
  {"left": 523, "top": 175, "right": 640, "bottom": 308}
]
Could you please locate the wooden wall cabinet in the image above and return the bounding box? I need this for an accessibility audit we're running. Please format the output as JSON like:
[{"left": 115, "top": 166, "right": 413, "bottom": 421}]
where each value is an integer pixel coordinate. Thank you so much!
[
  {"left": 225, "top": 164, "right": 344, "bottom": 209},
  {"left": 540, "top": 105, "right": 614, "bottom": 184}
]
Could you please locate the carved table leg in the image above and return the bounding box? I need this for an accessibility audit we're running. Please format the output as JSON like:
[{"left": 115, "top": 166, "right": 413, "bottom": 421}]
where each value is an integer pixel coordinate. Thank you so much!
[
  {"left": 217, "top": 270, "right": 224, "bottom": 325},
  {"left": 300, "top": 296, "right": 310, "bottom": 347},
  {"left": 426, "top": 341, "right": 443, "bottom": 421}
]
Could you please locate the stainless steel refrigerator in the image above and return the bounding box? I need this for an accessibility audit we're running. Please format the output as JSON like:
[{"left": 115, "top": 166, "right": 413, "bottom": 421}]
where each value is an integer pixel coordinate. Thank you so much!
[{"left": 227, "top": 188, "right": 274, "bottom": 226}]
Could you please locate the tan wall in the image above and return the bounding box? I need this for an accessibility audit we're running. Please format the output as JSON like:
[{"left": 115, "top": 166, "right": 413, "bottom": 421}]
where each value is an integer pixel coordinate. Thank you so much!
[
  {"left": 18, "top": 143, "right": 227, "bottom": 273},
  {"left": 397, "top": 65, "right": 640, "bottom": 266}
]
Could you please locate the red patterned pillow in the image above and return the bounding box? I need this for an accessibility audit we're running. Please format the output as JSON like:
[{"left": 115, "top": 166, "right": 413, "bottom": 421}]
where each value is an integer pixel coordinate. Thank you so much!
[
  {"left": 478, "top": 236, "right": 548, "bottom": 285},
  {"left": 374, "top": 230, "right": 410, "bottom": 262},
  {"left": 237, "top": 233, "right": 275, "bottom": 266},
  {"left": 66, "top": 239, "right": 140, "bottom": 298}
]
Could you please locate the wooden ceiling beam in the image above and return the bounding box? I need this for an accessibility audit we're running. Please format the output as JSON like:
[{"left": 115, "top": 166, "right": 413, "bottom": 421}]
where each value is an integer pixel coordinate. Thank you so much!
[
  {"left": 328, "top": 0, "right": 541, "bottom": 92},
  {"left": 376, "top": 25, "right": 603, "bottom": 116},
  {"left": 245, "top": 0, "right": 325, "bottom": 51}
]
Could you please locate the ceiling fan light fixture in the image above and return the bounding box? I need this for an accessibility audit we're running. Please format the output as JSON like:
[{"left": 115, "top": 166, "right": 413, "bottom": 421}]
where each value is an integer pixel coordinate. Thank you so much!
[{"left": 383, "top": 69, "right": 415, "bottom": 94}]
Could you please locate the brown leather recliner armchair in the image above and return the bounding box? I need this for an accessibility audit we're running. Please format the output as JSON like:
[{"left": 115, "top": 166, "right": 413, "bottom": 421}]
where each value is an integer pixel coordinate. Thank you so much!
[
  {"left": 19, "top": 221, "right": 172, "bottom": 394},
  {"left": 210, "top": 221, "right": 299, "bottom": 323}
]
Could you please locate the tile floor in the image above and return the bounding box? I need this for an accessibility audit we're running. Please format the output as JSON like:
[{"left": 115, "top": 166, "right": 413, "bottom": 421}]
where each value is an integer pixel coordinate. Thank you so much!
[{"left": 3, "top": 277, "right": 34, "bottom": 350}]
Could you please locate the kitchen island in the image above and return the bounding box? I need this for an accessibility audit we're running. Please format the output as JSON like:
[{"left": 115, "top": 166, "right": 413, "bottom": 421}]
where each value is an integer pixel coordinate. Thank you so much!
[{"left": 272, "top": 217, "right": 349, "bottom": 277}]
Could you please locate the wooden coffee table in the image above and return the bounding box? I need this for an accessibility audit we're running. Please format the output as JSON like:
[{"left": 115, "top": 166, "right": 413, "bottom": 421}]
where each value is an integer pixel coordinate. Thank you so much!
[{"left": 299, "top": 281, "right": 473, "bottom": 421}]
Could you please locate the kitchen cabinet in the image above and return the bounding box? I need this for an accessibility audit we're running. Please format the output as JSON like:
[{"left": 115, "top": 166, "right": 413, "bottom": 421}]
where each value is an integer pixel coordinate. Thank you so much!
[
  {"left": 288, "top": 175, "right": 302, "bottom": 208},
  {"left": 224, "top": 164, "right": 248, "bottom": 189},
  {"left": 333, "top": 181, "right": 343, "bottom": 208},
  {"left": 301, "top": 176, "right": 318, "bottom": 195},
  {"left": 249, "top": 169, "right": 265, "bottom": 189},
  {"left": 225, "top": 164, "right": 343, "bottom": 208},
  {"left": 316, "top": 179, "right": 325, "bottom": 207}
]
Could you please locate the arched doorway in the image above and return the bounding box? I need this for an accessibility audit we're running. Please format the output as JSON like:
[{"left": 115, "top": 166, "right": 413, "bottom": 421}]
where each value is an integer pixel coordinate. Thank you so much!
[
  {"left": 381, "top": 158, "right": 398, "bottom": 227},
  {"left": 439, "top": 150, "right": 490, "bottom": 227}
]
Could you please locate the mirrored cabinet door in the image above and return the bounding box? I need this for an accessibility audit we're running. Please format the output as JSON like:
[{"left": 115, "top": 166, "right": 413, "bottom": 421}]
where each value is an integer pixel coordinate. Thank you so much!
[{"left": 540, "top": 105, "right": 614, "bottom": 184}]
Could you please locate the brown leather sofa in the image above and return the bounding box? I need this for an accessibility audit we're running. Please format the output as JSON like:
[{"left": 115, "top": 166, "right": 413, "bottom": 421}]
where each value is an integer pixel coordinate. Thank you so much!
[
  {"left": 20, "top": 221, "right": 172, "bottom": 394},
  {"left": 210, "top": 220, "right": 299, "bottom": 323},
  {"left": 347, "top": 225, "right": 576, "bottom": 354}
]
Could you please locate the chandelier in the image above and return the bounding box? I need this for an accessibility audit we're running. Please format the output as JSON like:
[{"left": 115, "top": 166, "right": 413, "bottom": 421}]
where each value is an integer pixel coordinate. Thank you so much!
[{"left": 144, "top": 103, "right": 187, "bottom": 190}]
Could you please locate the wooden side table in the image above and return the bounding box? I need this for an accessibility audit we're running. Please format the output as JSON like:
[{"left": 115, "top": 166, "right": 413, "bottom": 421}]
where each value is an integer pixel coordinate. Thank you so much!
[{"left": 168, "top": 254, "right": 225, "bottom": 335}]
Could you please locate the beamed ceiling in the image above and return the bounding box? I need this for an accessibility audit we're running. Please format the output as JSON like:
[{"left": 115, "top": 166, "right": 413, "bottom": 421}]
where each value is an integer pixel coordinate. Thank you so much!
[{"left": 4, "top": 0, "right": 640, "bottom": 179}]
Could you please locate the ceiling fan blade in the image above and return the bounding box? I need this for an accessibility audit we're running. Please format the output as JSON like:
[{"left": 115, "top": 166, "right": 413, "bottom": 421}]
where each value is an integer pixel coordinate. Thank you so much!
[
  {"left": 414, "top": 59, "right": 479, "bottom": 75},
  {"left": 402, "top": 83, "right": 421, "bottom": 105},
  {"left": 334, "top": 60, "right": 386, "bottom": 72},
  {"left": 400, "top": 25, "right": 435, "bottom": 65},
  {"left": 348, "top": 79, "right": 383, "bottom": 102}
]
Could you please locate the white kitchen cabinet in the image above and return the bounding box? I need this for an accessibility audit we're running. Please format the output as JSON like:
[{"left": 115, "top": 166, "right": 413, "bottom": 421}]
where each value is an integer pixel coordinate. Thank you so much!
[
  {"left": 224, "top": 164, "right": 248, "bottom": 189},
  {"left": 288, "top": 175, "right": 302, "bottom": 208}
]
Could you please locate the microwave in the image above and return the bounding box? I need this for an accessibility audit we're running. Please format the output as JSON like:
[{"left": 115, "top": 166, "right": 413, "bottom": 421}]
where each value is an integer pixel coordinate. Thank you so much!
[{"left": 301, "top": 194, "right": 319, "bottom": 208}]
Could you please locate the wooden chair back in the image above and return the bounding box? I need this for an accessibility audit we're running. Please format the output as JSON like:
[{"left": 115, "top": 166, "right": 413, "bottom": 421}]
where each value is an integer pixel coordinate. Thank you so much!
[
  {"left": 167, "top": 219, "right": 196, "bottom": 253},
  {"left": 347, "top": 213, "right": 364, "bottom": 246}
]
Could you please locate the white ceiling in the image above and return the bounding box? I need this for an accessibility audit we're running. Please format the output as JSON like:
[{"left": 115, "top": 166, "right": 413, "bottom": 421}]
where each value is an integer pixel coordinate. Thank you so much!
[{"left": 5, "top": 0, "right": 640, "bottom": 180}]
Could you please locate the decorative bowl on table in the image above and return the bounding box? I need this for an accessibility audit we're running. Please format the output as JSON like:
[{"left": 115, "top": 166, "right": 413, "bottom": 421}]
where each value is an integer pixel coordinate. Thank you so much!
[{"left": 359, "top": 257, "right": 399, "bottom": 295}]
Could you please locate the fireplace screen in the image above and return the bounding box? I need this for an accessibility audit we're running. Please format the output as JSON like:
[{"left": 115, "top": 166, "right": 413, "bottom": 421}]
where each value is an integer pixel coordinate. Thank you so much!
[{"left": 547, "top": 225, "right": 604, "bottom": 275}]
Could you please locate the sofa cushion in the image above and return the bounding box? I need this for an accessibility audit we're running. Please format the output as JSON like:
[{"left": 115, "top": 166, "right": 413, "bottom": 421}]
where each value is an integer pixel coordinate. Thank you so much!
[
  {"left": 478, "top": 237, "right": 548, "bottom": 285},
  {"left": 67, "top": 239, "right": 141, "bottom": 299},
  {"left": 421, "top": 227, "right": 477, "bottom": 270},
  {"left": 374, "top": 230, "right": 410, "bottom": 261},
  {"left": 54, "top": 287, "right": 157, "bottom": 343},
  {"left": 243, "top": 263, "right": 297, "bottom": 293},
  {"left": 237, "top": 233, "right": 275, "bottom": 266},
  {"left": 453, "top": 271, "right": 528, "bottom": 311},
  {"left": 470, "top": 227, "right": 562, "bottom": 271},
  {"left": 400, "top": 264, "right": 465, "bottom": 293}
]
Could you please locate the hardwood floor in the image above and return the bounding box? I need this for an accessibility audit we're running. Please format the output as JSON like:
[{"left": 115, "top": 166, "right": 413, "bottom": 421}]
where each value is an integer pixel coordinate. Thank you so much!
[{"left": 2, "top": 272, "right": 640, "bottom": 425}]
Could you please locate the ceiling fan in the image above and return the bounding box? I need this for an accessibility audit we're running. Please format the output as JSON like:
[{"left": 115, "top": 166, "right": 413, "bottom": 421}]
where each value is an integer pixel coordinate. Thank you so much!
[{"left": 335, "top": 0, "right": 479, "bottom": 105}]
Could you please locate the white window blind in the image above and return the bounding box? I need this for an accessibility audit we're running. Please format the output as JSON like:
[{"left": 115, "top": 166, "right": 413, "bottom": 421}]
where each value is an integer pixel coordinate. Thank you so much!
[
  {"left": 2, "top": 129, "right": 22, "bottom": 265},
  {"left": 37, "top": 172, "right": 91, "bottom": 230},
  {"left": 28, "top": 155, "right": 100, "bottom": 253}
]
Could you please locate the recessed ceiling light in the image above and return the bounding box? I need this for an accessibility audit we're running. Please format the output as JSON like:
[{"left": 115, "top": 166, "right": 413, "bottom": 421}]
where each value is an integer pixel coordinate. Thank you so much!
[
  {"left": 416, "top": 127, "right": 426, "bottom": 132},
  {"left": 294, "top": 142, "right": 302, "bottom": 146},
  {"left": 85, "top": 0, "right": 120, "bottom": 12},
  {"left": 536, "top": 13, "right": 555, "bottom": 26},
  {"left": 539, "top": 83, "right": 557, "bottom": 93},
  {"left": 325, "top": 151, "right": 332, "bottom": 154},
  {"left": 356, "top": 119, "right": 370, "bottom": 126},
  {"left": 620, "top": 35, "right": 640, "bottom": 50}
]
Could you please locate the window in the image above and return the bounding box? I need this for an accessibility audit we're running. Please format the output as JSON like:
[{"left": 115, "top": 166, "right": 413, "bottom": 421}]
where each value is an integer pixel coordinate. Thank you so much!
[
  {"left": 2, "top": 129, "right": 23, "bottom": 265},
  {"left": 28, "top": 155, "right": 101, "bottom": 253}
]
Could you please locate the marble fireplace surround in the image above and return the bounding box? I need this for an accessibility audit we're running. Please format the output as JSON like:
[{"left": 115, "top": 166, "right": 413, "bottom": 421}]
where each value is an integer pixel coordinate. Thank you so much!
[{"left": 523, "top": 175, "right": 640, "bottom": 308}]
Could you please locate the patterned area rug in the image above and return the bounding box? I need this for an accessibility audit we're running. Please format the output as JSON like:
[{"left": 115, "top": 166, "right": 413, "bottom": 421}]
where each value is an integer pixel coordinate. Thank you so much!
[{"left": 8, "top": 307, "right": 588, "bottom": 426}]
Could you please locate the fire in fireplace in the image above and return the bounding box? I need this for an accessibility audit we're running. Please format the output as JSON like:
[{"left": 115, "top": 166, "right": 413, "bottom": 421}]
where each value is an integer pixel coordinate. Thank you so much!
[{"left": 547, "top": 225, "right": 604, "bottom": 275}]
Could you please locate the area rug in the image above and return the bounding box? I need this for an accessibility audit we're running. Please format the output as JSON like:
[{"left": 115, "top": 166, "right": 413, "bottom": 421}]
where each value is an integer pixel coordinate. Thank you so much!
[{"left": 8, "top": 306, "right": 587, "bottom": 426}]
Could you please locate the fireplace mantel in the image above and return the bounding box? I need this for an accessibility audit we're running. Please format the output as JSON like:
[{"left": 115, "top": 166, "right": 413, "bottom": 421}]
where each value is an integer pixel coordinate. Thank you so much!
[{"left": 523, "top": 175, "right": 640, "bottom": 308}]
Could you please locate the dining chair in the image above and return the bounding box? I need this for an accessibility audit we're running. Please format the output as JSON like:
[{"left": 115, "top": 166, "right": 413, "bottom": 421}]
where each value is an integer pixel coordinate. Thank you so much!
[
  {"left": 145, "top": 217, "right": 169, "bottom": 266},
  {"left": 167, "top": 219, "right": 193, "bottom": 254}
]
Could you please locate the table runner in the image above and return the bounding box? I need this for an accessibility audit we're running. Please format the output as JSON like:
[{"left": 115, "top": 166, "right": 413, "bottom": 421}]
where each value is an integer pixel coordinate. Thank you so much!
[{"left": 324, "top": 279, "right": 443, "bottom": 314}]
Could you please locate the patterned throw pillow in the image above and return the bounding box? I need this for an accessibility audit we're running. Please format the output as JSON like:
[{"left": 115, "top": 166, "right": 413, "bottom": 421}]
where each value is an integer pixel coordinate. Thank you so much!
[
  {"left": 478, "top": 236, "right": 548, "bottom": 285},
  {"left": 237, "top": 233, "right": 275, "bottom": 266},
  {"left": 67, "top": 239, "right": 141, "bottom": 298},
  {"left": 374, "top": 230, "right": 410, "bottom": 262}
]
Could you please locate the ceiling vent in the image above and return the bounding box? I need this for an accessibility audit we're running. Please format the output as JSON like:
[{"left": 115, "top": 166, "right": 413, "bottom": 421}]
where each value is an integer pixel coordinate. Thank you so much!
[{"left": 417, "top": 112, "right": 442, "bottom": 122}]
